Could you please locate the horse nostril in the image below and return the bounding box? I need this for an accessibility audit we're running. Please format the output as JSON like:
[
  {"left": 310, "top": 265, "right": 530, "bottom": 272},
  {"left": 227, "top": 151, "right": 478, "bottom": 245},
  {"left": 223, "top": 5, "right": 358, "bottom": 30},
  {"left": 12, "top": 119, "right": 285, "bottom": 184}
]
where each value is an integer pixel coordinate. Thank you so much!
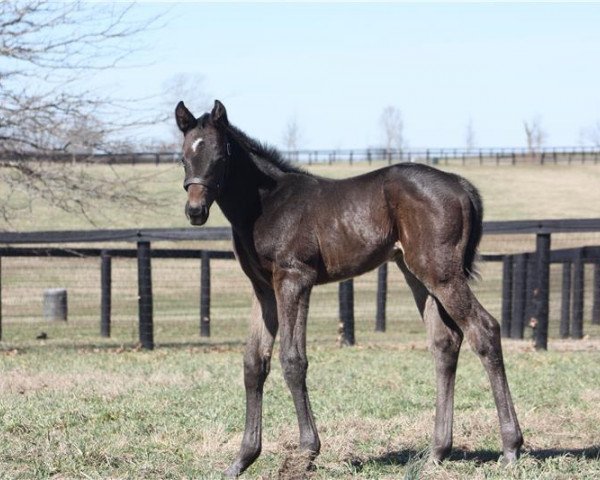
[{"left": 187, "top": 204, "right": 208, "bottom": 218}]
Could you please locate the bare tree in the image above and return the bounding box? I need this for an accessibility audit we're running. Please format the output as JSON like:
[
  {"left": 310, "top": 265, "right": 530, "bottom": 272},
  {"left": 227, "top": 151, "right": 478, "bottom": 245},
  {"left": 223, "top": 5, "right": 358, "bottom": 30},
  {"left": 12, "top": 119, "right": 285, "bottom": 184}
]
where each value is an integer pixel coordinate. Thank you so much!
[
  {"left": 380, "top": 106, "right": 404, "bottom": 162},
  {"left": 0, "top": 1, "right": 164, "bottom": 224},
  {"left": 162, "top": 73, "right": 211, "bottom": 149},
  {"left": 580, "top": 120, "right": 600, "bottom": 148},
  {"left": 282, "top": 116, "right": 302, "bottom": 161},
  {"left": 523, "top": 115, "right": 547, "bottom": 159},
  {"left": 465, "top": 118, "right": 476, "bottom": 152}
]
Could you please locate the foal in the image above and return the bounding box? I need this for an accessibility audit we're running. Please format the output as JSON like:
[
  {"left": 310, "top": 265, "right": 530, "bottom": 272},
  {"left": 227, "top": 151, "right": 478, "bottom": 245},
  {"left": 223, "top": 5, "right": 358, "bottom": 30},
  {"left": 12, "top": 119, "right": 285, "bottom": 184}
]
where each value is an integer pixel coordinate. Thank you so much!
[{"left": 175, "top": 100, "right": 523, "bottom": 477}]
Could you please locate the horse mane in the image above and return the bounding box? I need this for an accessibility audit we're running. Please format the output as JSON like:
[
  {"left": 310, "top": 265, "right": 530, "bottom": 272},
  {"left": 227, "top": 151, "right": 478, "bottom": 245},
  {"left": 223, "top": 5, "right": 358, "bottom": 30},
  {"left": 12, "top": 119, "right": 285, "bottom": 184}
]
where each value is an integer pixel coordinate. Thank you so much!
[{"left": 223, "top": 121, "right": 309, "bottom": 176}]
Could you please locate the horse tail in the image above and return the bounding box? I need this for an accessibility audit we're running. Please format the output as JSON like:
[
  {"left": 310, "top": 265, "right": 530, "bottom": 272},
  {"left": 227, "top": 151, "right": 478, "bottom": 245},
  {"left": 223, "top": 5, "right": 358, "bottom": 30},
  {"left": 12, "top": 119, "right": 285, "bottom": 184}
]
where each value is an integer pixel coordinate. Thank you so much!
[{"left": 460, "top": 177, "right": 484, "bottom": 281}]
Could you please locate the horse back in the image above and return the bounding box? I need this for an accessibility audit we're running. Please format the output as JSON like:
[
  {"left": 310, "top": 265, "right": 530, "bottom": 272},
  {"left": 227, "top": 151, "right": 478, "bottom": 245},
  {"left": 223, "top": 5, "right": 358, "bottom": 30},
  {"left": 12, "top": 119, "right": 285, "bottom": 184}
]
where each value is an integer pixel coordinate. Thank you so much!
[{"left": 249, "top": 163, "right": 481, "bottom": 285}]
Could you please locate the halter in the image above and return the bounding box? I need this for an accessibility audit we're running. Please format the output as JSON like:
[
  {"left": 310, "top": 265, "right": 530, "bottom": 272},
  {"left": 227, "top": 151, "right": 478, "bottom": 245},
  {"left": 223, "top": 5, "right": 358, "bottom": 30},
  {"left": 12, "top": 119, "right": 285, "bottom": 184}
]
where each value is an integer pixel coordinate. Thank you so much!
[{"left": 183, "top": 142, "right": 231, "bottom": 195}]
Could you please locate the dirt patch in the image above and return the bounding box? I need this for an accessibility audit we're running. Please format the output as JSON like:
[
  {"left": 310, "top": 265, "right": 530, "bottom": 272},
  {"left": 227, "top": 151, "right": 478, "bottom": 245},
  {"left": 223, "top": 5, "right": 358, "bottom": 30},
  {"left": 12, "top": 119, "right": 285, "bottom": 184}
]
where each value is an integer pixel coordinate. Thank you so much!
[{"left": 502, "top": 338, "right": 600, "bottom": 353}]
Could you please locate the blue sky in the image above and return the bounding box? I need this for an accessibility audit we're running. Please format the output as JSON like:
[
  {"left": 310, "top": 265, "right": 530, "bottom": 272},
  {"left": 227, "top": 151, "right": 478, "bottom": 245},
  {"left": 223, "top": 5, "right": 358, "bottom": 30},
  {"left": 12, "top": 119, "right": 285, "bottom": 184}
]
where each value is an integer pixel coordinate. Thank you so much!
[{"left": 102, "top": 2, "right": 600, "bottom": 149}]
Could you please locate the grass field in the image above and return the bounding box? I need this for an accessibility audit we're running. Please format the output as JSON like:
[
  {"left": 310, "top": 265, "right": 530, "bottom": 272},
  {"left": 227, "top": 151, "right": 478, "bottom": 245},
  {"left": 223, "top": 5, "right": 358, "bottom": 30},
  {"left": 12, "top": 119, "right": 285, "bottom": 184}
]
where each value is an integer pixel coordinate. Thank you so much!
[
  {"left": 2, "top": 161, "right": 600, "bottom": 231},
  {"left": 1, "top": 342, "right": 599, "bottom": 479},
  {"left": 1, "top": 161, "right": 600, "bottom": 478}
]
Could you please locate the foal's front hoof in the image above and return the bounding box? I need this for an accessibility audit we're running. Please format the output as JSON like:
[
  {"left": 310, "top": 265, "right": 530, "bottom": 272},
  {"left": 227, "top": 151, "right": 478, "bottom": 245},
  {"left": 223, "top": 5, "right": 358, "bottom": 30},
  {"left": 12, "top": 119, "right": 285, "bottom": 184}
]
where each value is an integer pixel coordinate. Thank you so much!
[{"left": 223, "top": 463, "right": 243, "bottom": 478}]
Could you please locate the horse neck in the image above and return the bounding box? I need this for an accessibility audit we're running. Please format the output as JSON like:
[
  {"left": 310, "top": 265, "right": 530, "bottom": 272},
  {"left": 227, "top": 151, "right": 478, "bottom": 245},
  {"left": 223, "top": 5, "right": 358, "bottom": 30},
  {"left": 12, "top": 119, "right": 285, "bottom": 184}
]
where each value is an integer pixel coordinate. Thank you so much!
[{"left": 216, "top": 146, "right": 278, "bottom": 231}]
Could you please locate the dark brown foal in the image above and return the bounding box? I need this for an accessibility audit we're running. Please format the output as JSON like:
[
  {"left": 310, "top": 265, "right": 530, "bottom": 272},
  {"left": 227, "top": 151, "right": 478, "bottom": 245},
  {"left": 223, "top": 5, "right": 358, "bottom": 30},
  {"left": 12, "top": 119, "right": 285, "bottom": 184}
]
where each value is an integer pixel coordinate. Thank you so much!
[{"left": 175, "top": 100, "right": 523, "bottom": 477}]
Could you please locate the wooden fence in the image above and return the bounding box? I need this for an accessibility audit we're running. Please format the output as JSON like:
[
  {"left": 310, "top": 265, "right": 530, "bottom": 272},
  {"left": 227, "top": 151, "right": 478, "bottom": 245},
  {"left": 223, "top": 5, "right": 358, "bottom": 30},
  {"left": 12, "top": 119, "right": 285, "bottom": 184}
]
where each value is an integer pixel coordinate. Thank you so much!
[
  {"left": 2, "top": 146, "right": 600, "bottom": 166},
  {"left": 1, "top": 219, "right": 599, "bottom": 350}
]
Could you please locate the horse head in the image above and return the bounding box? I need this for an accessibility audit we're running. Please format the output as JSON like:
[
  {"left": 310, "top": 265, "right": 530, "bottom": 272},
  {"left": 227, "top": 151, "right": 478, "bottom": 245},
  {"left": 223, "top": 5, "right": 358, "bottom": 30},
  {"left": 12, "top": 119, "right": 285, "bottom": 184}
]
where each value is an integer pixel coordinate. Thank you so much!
[{"left": 175, "top": 99, "right": 230, "bottom": 226}]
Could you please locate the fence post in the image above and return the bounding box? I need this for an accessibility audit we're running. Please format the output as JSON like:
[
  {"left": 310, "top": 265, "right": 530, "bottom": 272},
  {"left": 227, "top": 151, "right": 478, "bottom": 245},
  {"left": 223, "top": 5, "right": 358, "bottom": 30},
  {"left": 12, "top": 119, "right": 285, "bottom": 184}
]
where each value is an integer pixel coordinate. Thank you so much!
[
  {"left": 593, "top": 263, "right": 600, "bottom": 325},
  {"left": 100, "top": 251, "right": 112, "bottom": 338},
  {"left": 559, "top": 262, "right": 572, "bottom": 339},
  {"left": 338, "top": 280, "right": 355, "bottom": 346},
  {"left": 200, "top": 250, "right": 211, "bottom": 337},
  {"left": 501, "top": 255, "right": 513, "bottom": 338},
  {"left": 137, "top": 241, "right": 154, "bottom": 350},
  {"left": 511, "top": 254, "right": 527, "bottom": 339},
  {"left": 0, "top": 256, "right": 2, "bottom": 341},
  {"left": 534, "top": 233, "right": 551, "bottom": 350},
  {"left": 571, "top": 249, "right": 585, "bottom": 339},
  {"left": 375, "top": 263, "right": 387, "bottom": 332}
]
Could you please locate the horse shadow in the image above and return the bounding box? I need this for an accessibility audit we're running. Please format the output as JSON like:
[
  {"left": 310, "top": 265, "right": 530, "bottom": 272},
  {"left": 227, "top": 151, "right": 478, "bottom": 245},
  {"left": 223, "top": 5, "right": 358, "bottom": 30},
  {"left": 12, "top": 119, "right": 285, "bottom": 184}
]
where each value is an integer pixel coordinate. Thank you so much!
[{"left": 348, "top": 445, "right": 600, "bottom": 471}]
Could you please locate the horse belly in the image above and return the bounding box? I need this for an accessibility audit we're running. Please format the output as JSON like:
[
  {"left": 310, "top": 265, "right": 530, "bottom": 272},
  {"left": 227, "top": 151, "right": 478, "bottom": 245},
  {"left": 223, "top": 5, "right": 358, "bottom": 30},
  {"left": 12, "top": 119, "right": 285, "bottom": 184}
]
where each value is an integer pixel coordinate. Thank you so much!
[{"left": 315, "top": 218, "right": 394, "bottom": 284}]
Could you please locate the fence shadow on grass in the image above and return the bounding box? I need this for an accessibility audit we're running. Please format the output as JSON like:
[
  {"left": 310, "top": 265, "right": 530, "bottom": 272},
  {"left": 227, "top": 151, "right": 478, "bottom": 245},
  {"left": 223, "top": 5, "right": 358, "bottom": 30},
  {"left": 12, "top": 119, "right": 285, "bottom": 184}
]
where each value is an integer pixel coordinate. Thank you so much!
[
  {"left": 527, "top": 445, "right": 600, "bottom": 461},
  {"left": 349, "top": 444, "right": 600, "bottom": 471}
]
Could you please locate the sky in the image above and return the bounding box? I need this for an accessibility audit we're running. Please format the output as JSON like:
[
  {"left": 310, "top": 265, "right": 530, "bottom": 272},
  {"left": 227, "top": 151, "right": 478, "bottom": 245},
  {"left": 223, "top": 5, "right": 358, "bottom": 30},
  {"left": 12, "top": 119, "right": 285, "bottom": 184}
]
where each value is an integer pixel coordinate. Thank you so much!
[{"left": 93, "top": 2, "right": 600, "bottom": 150}]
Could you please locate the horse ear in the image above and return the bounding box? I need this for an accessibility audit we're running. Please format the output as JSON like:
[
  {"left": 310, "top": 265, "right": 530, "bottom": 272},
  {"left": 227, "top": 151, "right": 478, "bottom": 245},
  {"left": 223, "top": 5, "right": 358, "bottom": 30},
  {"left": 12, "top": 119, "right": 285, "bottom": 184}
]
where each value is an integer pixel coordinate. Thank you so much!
[
  {"left": 175, "top": 101, "right": 197, "bottom": 133},
  {"left": 211, "top": 99, "right": 229, "bottom": 126}
]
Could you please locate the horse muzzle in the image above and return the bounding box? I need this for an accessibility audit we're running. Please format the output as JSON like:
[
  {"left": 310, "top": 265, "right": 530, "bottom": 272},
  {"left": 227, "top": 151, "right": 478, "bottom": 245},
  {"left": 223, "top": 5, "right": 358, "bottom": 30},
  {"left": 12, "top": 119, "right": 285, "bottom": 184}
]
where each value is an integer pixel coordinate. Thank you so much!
[
  {"left": 186, "top": 202, "right": 210, "bottom": 226},
  {"left": 185, "top": 183, "right": 213, "bottom": 226}
]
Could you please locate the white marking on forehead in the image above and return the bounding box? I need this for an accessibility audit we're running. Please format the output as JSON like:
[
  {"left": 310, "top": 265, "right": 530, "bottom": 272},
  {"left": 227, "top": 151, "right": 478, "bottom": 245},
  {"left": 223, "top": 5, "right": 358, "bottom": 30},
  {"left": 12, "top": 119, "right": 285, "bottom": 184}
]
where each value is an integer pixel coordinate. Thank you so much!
[{"left": 191, "top": 137, "right": 204, "bottom": 152}]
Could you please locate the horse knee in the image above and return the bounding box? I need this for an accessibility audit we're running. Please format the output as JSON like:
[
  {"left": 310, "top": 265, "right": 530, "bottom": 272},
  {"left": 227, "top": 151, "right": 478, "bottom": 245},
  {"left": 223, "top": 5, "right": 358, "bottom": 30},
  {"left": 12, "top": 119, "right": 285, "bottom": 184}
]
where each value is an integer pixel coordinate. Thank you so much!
[
  {"left": 280, "top": 351, "right": 308, "bottom": 386},
  {"left": 244, "top": 353, "right": 271, "bottom": 390},
  {"left": 431, "top": 329, "right": 462, "bottom": 355}
]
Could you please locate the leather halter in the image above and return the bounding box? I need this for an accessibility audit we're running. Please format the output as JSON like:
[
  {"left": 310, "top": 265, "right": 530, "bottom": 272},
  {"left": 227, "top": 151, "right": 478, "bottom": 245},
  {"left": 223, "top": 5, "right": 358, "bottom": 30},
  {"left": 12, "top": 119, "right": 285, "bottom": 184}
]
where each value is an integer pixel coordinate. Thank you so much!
[{"left": 183, "top": 142, "right": 231, "bottom": 195}]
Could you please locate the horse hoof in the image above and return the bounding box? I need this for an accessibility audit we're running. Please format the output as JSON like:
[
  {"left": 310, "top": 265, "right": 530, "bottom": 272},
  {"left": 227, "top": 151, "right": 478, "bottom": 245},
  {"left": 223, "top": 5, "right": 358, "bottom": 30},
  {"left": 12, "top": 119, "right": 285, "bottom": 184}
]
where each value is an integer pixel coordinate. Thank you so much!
[
  {"left": 501, "top": 449, "right": 520, "bottom": 465},
  {"left": 223, "top": 464, "right": 241, "bottom": 478},
  {"left": 430, "top": 446, "right": 451, "bottom": 464}
]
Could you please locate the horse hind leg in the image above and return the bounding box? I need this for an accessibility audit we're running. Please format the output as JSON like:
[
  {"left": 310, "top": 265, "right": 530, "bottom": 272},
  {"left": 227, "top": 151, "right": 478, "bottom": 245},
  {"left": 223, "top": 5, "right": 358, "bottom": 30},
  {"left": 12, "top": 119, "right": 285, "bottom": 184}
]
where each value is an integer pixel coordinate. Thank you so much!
[
  {"left": 397, "top": 259, "right": 463, "bottom": 462},
  {"left": 430, "top": 276, "right": 524, "bottom": 462},
  {"left": 224, "top": 290, "right": 278, "bottom": 478}
]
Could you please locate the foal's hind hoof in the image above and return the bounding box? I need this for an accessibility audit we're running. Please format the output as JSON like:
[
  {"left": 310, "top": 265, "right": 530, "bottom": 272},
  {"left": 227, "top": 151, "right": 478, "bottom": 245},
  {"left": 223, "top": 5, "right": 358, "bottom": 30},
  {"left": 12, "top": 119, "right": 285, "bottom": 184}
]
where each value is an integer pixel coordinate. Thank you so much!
[
  {"left": 501, "top": 448, "right": 521, "bottom": 465},
  {"left": 430, "top": 445, "right": 451, "bottom": 464}
]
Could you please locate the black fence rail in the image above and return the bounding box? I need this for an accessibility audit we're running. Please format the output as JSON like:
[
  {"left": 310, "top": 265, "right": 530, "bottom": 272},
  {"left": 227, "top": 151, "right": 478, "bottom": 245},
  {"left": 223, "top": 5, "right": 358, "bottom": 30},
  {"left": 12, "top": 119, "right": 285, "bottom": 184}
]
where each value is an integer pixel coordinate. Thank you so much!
[
  {"left": 1, "top": 219, "right": 600, "bottom": 350},
  {"left": 2, "top": 146, "right": 600, "bottom": 166}
]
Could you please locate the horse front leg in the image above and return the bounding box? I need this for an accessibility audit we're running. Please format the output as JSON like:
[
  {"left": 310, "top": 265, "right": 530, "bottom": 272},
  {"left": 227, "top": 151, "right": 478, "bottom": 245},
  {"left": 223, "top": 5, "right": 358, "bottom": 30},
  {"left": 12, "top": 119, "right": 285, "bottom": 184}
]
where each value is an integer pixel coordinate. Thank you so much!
[
  {"left": 275, "top": 269, "right": 321, "bottom": 462},
  {"left": 224, "top": 291, "right": 278, "bottom": 478}
]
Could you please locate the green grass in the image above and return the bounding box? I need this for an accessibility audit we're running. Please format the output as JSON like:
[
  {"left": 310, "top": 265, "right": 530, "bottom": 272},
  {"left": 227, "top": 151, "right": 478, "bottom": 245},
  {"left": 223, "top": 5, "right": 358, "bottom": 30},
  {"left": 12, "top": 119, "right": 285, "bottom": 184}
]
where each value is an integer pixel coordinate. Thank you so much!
[
  {"left": 1, "top": 343, "right": 599, "bottom": 478},
  {"left": 1, "top": 161, "right": 600, "bottom": 478}
]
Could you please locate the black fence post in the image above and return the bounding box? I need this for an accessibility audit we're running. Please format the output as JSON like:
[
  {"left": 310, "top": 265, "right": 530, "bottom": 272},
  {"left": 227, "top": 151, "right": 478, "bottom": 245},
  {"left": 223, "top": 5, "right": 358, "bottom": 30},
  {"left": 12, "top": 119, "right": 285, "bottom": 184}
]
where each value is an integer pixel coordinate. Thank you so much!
[
  {"left": 0, "top": 256, "right": 2, "bottom": 342},
  {"left": 592, "top": 263, "right": 600, "bottom": 325},
  {"left": 572, "top": 249, "right": 585, "bottom": 339},
  {"left": 338, "top": 279, "right": 355, "bottom": 346},
  {"left": 200, "top": 250, "right": 211, "bottom": 337},
  {"left": 501, "top": 255, "right": 513, "bottom": 338},
  {"left": 137, "top": 241, "right": 154, "bottom": 350},
  {"left": 375, "top": 263, "right": 387, "bottom": 332},
  {"left": 534, "top": 234, "right": 551, "bottom": 350},
  {"left": 511, "top": 254, "right": 527, "bottom": 339},
  {"left": 100, "top": 251, "right": 112, "bottom": 338},
  {"left": 559, "top": 262, "right": 572, "bottom": 339}
]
